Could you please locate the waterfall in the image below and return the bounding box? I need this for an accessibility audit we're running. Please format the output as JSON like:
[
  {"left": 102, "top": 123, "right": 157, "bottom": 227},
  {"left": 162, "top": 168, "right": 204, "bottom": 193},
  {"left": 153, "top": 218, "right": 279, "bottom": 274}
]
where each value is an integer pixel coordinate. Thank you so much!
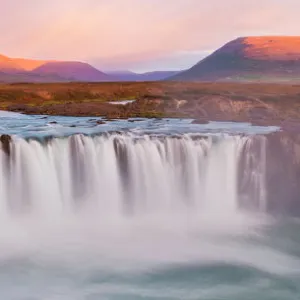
[{"left": 0, "top": 133, "right": 267, "bottom": 218}]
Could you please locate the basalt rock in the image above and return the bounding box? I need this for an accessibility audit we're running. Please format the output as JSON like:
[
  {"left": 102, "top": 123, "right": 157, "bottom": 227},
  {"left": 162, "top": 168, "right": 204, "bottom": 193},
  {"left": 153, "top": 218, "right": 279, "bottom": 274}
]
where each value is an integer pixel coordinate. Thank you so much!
[
  {"left": 240, "top": 130, "right": 300, "bottom": 216},
  {"left": 0, "top": 134, "right": 11, "bottom": 156},
  {"left": 264, "top": 130, "right": 300, "bottom": 215}
]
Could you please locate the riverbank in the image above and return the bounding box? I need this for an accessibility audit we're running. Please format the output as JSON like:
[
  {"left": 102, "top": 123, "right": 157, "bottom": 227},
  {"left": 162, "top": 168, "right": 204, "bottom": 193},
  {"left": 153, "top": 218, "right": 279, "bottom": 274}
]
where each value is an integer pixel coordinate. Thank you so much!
[{"left": 1, "top": 82, "right": 300, "bottom": 127}]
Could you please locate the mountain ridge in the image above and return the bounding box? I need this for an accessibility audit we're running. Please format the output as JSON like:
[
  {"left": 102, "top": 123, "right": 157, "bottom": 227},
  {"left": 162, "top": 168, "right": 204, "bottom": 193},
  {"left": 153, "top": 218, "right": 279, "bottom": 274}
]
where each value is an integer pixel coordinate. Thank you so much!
[
  {"left": 170, "top": 36, "right": 300, "bottom": 82},
  {"left": 0, "top": 54, "right": 181, "bottom": 82},
  {"left": 0, "top": 54, "right": 116, "bottom": 82}
]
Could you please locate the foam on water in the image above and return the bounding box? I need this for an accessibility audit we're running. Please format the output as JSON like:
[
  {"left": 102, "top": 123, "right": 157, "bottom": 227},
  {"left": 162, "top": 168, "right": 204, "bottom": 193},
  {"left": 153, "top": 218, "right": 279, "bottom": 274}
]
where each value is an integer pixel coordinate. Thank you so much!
[
  {"left": 0, "top": 116, "right": 297, "bottom": 299},
  {"left": 0, "top": 133, "right": 294, "bottom": 270}
]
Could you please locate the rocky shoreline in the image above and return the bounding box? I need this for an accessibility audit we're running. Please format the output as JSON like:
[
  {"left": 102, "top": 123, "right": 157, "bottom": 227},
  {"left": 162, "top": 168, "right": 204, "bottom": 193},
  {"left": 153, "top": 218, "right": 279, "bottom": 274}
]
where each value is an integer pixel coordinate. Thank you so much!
[{"left": 0, "top": 82, "right": 299, "bottom": 124}]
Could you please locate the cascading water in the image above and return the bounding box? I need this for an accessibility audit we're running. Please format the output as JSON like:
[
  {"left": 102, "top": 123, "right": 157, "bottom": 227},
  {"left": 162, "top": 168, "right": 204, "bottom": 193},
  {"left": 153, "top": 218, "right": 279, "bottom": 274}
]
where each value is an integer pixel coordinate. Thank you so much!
[
  {"left": 0, "top": 133, "right": 266, "bottom": 218},
  {"left": 0, "top": 116, "right": 299, "bottom": 299}
]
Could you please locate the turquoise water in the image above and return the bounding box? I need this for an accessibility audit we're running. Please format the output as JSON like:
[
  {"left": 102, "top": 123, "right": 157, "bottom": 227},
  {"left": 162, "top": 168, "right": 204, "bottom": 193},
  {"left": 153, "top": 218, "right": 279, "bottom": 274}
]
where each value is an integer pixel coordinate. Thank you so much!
[
  {"left": 0, "top": 111, "right": 279, "bottom": 138},
  {"left": 0, "top": 111, "right": 299, "bottom": 300},
  {"left": 0, "top": 217, "right": 299, "bottom": 299}
]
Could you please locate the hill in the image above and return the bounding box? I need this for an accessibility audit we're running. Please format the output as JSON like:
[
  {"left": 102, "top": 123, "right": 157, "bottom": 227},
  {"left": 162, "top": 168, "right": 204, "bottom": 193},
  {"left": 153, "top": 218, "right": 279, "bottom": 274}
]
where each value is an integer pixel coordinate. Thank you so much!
[
  {"left": 170, "top": 36, "right": 300, "bottom": 82},
  {"left": 0, "top": 54, "right": 179, "bottom": 83},
  {"left": 0, "top": 54, "right": 48, "bottom": 72},
  {"left": 0, "top": 55, "right": 115, "bottom": 82},
  {"left": 32, "top": 61, "right": 115, "bottom": 82}
]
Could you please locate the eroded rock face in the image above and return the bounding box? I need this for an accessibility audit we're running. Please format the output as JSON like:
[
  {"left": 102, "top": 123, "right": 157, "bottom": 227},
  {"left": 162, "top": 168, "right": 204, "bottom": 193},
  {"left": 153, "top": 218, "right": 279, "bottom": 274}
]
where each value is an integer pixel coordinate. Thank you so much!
[
  {"left": 235, "top": 128, "right": 300, "bottom": 216},
  {"left": 239, "top": 129, "right": 300, "bottom": 216},
  {"left": 264, "top": 131, "right": 300, "bottom": 215},
  {"left": 0, "top": 134, "right": 11, "bottom": 156}
]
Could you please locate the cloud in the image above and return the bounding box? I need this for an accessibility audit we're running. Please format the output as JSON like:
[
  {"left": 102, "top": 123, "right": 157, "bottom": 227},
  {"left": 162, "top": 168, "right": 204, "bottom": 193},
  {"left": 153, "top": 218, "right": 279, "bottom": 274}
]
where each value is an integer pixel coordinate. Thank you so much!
[{"left": 1, "top": 0, "right": 300, "bottom": 70}]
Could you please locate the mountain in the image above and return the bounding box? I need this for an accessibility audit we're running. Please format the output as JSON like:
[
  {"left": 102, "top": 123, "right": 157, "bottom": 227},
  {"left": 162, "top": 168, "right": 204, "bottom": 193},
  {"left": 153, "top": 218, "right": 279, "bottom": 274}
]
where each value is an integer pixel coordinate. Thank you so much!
[
  {"left": 0, "top": 54, "right": 48, "bottom": 73},
  {"left": 0, "top": 53, "right": 181, "bottom": 83},
  {"left": 32, "top": 61, "right": 115, "bottom": 82},
  {"left": 0, "top": 54, "right": 115, "bottom": 82},
  {"left": 0, "top": 53, "right": 177, "bottom": 82},
  {"left": 0, "top": 55, "right": 20, "bottom": 72},
  {"left": 106, "top": 70, "right": 180, "bottom": 81},
  {"left": 170, "top": 36, "right": 300, "bottom": 82}
]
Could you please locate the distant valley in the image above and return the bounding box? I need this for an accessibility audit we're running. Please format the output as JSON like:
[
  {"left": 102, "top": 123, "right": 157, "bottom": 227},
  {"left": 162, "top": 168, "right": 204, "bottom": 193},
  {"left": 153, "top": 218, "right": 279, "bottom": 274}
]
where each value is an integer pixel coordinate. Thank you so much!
[
  {"left": 105, "top": 70, "right": 180, "bottom": 81},
  {"left": 0, "top": 54, "right": 179, "bottom": 83}
]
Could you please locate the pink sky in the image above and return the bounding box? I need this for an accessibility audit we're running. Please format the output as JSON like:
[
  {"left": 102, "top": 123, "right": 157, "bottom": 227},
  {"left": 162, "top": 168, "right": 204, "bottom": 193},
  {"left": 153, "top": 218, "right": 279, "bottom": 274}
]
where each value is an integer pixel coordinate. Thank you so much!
[{"left": 1, "top": 0, "right": 300, "bottom": 72}]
